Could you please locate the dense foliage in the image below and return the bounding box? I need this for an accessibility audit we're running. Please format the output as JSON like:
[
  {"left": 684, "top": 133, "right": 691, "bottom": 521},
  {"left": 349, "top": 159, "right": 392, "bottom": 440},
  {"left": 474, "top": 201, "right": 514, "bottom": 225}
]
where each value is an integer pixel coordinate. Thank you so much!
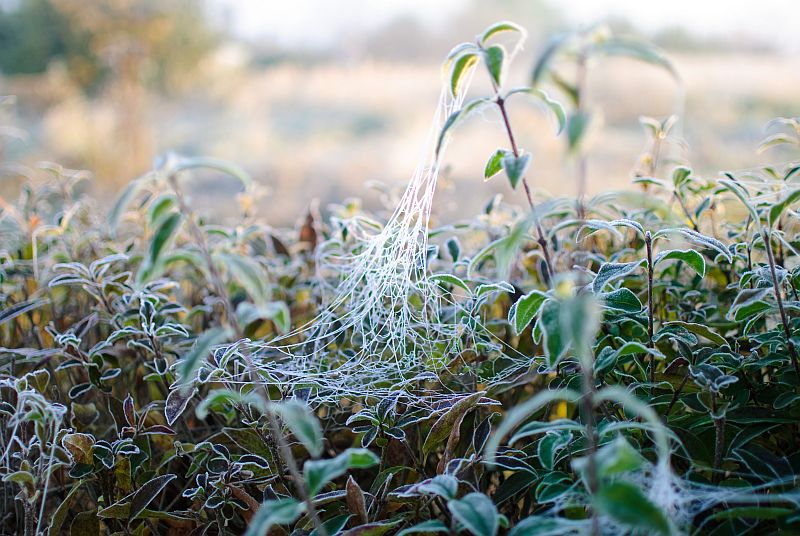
[{"left": 2, "top": 22, "right": 800, "bottom": 535}]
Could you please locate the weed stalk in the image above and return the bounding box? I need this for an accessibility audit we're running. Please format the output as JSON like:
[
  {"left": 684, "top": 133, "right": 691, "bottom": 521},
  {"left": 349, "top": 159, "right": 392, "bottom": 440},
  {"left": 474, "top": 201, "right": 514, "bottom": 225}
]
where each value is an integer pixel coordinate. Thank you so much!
[
  {"left": 710, "top": 392, "right": 726, "bottom": 483},
  {"left": 495, "top": 96, "right": 554, "bottom": 286},
  {"left": 762, "top": 229, "right": 800, "bottom": 378},
  {"left": 645, "top": 231, "right": 656, "bottom": 388}
]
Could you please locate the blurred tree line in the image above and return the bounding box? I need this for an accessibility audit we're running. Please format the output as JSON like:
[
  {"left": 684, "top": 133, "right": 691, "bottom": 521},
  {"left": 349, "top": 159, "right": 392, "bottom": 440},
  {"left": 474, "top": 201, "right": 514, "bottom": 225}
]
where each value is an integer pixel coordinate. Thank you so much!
[
  {"left": 0, "top": 0, "right": 217, "bottom": 91},
  {"left": 0, "top": 0, "right": 219, "bottom": 181}
]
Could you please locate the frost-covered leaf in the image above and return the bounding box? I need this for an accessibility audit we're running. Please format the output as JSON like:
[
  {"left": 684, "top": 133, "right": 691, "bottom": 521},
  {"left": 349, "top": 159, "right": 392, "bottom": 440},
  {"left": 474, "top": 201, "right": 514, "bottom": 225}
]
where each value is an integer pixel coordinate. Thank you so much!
[
  {"left": 270, "top": 399, "right": 324, "bottom": 458},
  {"left": 594, "top": 481, "right": 670, "bottom": 535},
  {"left": 509, "top": 290, "right": 548, "bottom": 334},
  {"left": 654, "top": 248, "right": 705, "bottom": 277},
  {"left": 592, "top": 261, "right": 641, "bottom": 293},
  {"left": 448, "top": 493, "right": 500, "bottom": 536}
]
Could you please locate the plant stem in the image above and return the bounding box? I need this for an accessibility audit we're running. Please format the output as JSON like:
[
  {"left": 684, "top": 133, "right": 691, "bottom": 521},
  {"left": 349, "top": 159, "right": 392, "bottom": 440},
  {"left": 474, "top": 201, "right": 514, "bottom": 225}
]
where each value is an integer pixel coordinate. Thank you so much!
[
  {"left": 495, "top": 96, "right": 554, "bottom": 287},
  {"left": 575, "top": 52, "right": 588, "bottom": 222},
  {"left": 23, "top": 500, "right": 34, "bottom": 536},
  {"left": 234, "top": 345, "right": 327, "bottom": 536},
  {"left": 762, "top": 229, "right": 800, "bottom": 378},
  {"left": 645, "top": 231, "right": 656, "bottom": 389},
  {"left": 576, "top": 319, "right": 600, "bottom": 535},
  {"left": 710, "top": 392, "right": 725, "bottom": 483},
  {"left": 265, "top": 408, "right": 328, "bottom": 536},
  {"left": 663, "top": 373, "right": 689, "bottom": 419},
  {"left": 168, "top": 173, "right": 242, "bottom": 337},
  {"left": 580, "top": 367, "right": 600, "bottom": 536},
  {"left": 673, "top": 191, "right": 699, "bottom": 231},
  {"left": 169, "top": 173, "right": 326, "bottom": 534}
]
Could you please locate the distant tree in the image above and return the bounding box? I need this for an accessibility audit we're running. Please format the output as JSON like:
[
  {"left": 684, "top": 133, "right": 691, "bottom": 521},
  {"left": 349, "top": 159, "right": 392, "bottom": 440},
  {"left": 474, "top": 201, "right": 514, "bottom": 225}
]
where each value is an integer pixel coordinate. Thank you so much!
[
  {"left": 0, "top": 0, "right": 218, "bottom": 92},
  {"left": 0, "top": 0, "right": 97, "bottom": 83}
]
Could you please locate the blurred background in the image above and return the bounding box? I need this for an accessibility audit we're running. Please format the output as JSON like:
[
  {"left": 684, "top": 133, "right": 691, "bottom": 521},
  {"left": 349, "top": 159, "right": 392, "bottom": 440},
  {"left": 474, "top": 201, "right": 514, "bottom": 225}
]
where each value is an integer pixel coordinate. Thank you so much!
[{"left": 1, "top": 0, "right": 799, "bottom": 225}]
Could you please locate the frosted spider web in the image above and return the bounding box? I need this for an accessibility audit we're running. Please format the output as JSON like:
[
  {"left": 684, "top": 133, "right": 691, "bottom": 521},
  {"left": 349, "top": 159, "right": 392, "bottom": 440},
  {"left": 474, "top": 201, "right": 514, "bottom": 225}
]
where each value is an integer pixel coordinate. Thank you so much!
[{"left": 240, "top": 46, "right": 533, "bottom": 405}]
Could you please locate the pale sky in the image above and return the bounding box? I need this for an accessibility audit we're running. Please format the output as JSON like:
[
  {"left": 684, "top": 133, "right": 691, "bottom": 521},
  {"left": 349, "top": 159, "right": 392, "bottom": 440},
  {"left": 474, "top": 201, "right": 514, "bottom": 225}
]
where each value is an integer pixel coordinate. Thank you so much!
[{"left": 217, "top": 0, "right": 800, "bottom": 53}]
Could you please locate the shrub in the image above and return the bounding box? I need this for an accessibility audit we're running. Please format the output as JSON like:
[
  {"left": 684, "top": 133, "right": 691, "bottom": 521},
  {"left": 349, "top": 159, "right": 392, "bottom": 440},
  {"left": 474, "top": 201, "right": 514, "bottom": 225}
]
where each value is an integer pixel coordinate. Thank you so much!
[{"left": 1, "top": 21, "right": 800, "bottom": 536}]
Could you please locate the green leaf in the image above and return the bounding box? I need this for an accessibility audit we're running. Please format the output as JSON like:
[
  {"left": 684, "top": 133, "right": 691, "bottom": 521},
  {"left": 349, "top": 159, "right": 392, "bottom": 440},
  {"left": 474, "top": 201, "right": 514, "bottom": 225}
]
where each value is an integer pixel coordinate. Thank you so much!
[
  {"left": 531, "top": 34, "right": 570, "bottom": 85},
  {"left": 729, "top": 287, "right": 771, "bottom": 321},
  {"left": 450, "top": 52, "right": 479, "bottom": 97},
  {"left": 138, "top": 211, "right": 182, "bottom": 282},
  {"left": 537, "top": 431, "right": 571, "bottom": 470},
  {"left": 508, "top": 516, "right": 585, "bottom": 536},
  {"left": 447, "top": 42, "right": 479, "bottom": 61},
  {"left": 449, "top": 493, "right": 500, "bottom": 536},
  {"left": 540, "top": 300, "right": 569, "bottom": 368},
  {"left": 484, "top": 149, "right": 510, "bottom": 180},
  {"left": 654, "top": 248, "right": 706, "bottom": 277},
  {"left": 243, "top": 498, "right": 305, "bottom": 536},
  {"left": 147, "top": 193, "right": 177, "bottom": 227},
  {"left": 566, "top": 111, "right": 591, "bottom": 154},
  {"left": 436, "top": 98, "right": 493, "bottom": 157},
  {"left": 616, "top": 341, "right": 661, "bottom": 358},
  {"left": 237, "top": 301, "right": 291, "bottom": 333},
  {"left": 483, "top": 45, "right": 506, "bottom": 87},
  {"left": 768, "top": 188, "right": 800, "bottom": 227},
  {"left": 0, "top": 298, "right": 48, "bottom": 327},
  {"left": 468, "top": 217, "right": 532, "bottom": 281},
  {"left": 653, "top": 227, "right": 733, "bottom": 263},
  {"left": 128, "top": 474, "right": 176, "bottom": 521},
  {"left": 270, "top": 399, "right": 324, "bottom": 458},
  {"left": 423, "top": 391, "right": 484, "bottom": 458},
  {"left": 164, "top": 385, "right": 197, "bottom": 425},
  {"left": 49, "top": 483, "right": 83, "bottom": 535},
  {"left": 733, "top": 300, "right": 771, "bottom": 322},
  {"left": 430, "top": 273, "right": 471, "bottom": 294},
  {"left": 196, "top": 388, "right": 266, "bottom": 419},
  {"left": 720, "top": 176, "right": 759, "bottom": 223},
  {"left": 560, "top": 293, "right": 602, "bottom": 366},
  {"left": 3, "top": 471, "right": 35, "bottom": 492},
  {"left": 70, "top": 510, "right": 100, "bottom": 535},
  {"left": 510, "top": 419, "right": 583, "bottom": 444},
  {"left": 594, "top": 347, "right": 619, "bottom": 378},
  {"left": 501, "top": 152, "right": 531, "bottom": 189},
  {"left": 304, "top": 448, "right": 379, "bottom": 497},
  {"left": 481, "top": 21, "right": 525, "bottom": 45},
  {"left": 398, "top": 520, "right": 450, "bottom": 536},
  {"left": 217, "top": 252, "right": 270, "bottom": 305},
  {"left": 310, "top": 514, "right": 352, "bottom": 536},
  {"left": 446, "top": 237, "right": 461, "bottom": 261},
  {"left": 601, "top": 287, "right": 643, "bottom": 313},
  {"left": 592, "top": 261, "right": 641, "bottom": 293},
  {"left": 509, "top": 290, "right": 548, "bottom": 334},
  {"left": 484, "top": 389, "right": 582, "bottom": 465},
  {"left": 416, "top": 475, "right": 459, "bottom": 500},
  {"left": 595, "top": 437, "right": 643, "bottom": 477},
  {"left": 475, "top": 281, "right": 514, "bottom": 297},
  {"left": 168, "top": 155, "right": 252, "bottom": 188},
  {"left": 672, "top": 166, "right": 691, "bottom": 188},
  {"left": 149, "top": 212, "right": 180, "bottom": 263},
  {"left": 504, "top": 88, "right": 566, "bottom": 134},
  {"left": 758, "top": 133, "right": 797, "bottom": 153},
  {"left": 340, "top": 520, "right": 402, "bottom": 536},
  {"left": 594, "top": 481, "right": 670, "bottom": 535},
  {"left": 591, "top": 38, "right": 677, "bottom": 80},
  {"left": 774, "top": 392, "right": 800, "bottom": 410},
  {"left": 100, "top": 475, "right": 179, "bottom": 521},
  {"left": 708, "top": 506, "right": 794, "bottom": 521},
  {"left": 108, "top": 176, "right": 145, "bottom": 232},
  {"left": 176, "top": 326, "right": 232, "bottom": 386},
  {"left": 661, "top": 321, "right": 727, "bottom": 346}
]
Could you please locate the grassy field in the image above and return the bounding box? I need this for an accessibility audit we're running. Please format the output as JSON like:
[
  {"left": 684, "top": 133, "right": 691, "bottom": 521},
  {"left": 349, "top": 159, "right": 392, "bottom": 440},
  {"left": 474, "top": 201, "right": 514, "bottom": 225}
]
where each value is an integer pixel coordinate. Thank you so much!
[{"left": 4, "top": 50, "right": 799, "bottom": 225}]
